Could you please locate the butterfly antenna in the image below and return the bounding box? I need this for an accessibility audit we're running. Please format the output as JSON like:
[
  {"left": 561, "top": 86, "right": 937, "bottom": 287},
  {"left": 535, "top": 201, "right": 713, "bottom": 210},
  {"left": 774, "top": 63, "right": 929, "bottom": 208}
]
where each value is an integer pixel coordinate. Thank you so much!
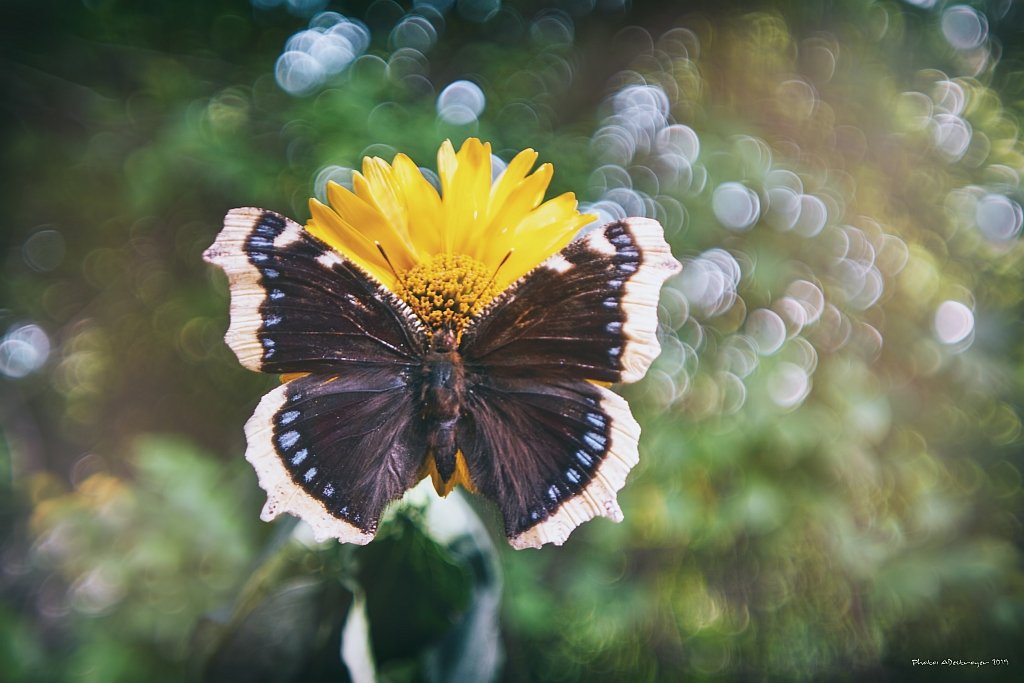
[
  {"left": 490, "top": 249, "right": 513, "bottom": 285},
  {"left": 376, "top": 242, "right": 401, "bottom": 280},
  {"left": 469, "top": 249, "right": 514, "bottom": 313}
]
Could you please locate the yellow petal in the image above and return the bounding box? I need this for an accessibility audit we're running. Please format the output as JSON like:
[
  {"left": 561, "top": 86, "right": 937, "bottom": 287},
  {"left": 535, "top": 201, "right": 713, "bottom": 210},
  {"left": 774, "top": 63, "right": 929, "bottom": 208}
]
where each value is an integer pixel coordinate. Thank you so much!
[
  {"left": 489, "top": 148, "right": 539, "bottom": 222},
  {"left": 436, "top": 140, "right": 459, "bottom": 253},
  {"left": 356, "top": 158, "right": 409, "bottom": 243},
  {"left": 326, "top": 181, "right": 416, "bottom": 273},
  {"left": 483, "top": 163, "right": 554, "bottom": 247},
  {"left": 354, "top": 159, "right": 426, "bottom": 265},
  {"left": 306, "top": 198, "right": 396, "bottom": 287},
  {"left": 489, "top": 193, "right": 589, "bottom": 289},
  {"left": 392, "top": 153, "right": 444, "bottom": 256},
  {"left": 513, "top": 191, "right": 583, "bottom": 238},
  {"left": 445, "top": 139, "right": 492, "bottom": 256}
]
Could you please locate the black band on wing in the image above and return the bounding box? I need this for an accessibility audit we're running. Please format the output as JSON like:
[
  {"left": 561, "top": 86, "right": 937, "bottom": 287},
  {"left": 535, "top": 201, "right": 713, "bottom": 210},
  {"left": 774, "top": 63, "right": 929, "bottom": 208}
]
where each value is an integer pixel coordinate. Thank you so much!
[
  {"left": 460, "top": 218, "right": 681, "bottom": 384},
  {"left": 244, "top": 369, "right": 428, "bottom": 543},
  {"left": 457, "top": 376, "right": 640, "bottom": 549},
  {"left": 203, "top": 208, "right": 427, "bottom": 374}
]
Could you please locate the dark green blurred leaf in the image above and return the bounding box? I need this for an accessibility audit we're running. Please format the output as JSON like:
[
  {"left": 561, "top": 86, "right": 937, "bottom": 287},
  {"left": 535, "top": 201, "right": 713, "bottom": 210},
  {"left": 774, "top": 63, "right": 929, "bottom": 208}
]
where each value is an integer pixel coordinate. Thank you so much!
[
  {"left": 420, "top": 526, "right": 503, "bottom": 683},
  {"left": 357, "top": 511, "right": 473, "bottom": 667},
  {"left": 192, "top": 529, "right": 357, "bottom": 683},
  {"left": 197, "top": 577, "right": 352, "bottom": 683}
]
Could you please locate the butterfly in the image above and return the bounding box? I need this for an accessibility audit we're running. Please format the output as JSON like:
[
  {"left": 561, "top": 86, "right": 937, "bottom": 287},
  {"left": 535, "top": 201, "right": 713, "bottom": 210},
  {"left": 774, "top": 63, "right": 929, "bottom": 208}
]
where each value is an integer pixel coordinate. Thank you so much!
[{"left": 204, "top": 207, "right": 680, "bottom": 548}]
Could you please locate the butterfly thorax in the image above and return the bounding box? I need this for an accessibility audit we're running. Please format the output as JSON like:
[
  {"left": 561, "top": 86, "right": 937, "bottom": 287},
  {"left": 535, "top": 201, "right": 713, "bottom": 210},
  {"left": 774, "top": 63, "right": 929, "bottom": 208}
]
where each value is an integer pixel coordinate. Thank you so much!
[{"left": 420, "top": 328, "right": 466, "bottom": 485}]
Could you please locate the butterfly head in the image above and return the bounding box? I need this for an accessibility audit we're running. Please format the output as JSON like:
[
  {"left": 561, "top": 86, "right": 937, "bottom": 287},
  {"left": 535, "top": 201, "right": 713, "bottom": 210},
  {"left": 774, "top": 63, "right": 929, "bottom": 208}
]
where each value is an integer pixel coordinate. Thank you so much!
[{"left": 430, "top": 328, "right": 458, "bottom": 354}]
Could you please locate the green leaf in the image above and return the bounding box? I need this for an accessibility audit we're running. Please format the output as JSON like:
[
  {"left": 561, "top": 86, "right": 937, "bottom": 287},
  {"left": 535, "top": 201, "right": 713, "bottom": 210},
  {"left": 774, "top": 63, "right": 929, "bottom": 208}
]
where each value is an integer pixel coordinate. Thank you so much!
[
  {"left": 191, "top": 527, "right": 360, "bottom": 683},
  {"left": 411, "top": 485, "right": 504, "bottom": 683},
  {"left": 196, "top": 577, "right": 352, "bottom": 683}
]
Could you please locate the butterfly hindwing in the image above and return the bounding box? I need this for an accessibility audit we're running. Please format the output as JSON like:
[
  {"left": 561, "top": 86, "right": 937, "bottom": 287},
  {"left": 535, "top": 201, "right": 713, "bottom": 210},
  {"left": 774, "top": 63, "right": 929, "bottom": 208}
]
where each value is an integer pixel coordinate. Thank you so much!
[
  {"left": 459, "top": 218, "right": 680, "bottom": 546},
  {"left": 457, "top": 376, "right": 640, "bottom": 549},
  {"left": 244, "top": 369, "right": 428, "bottom": 543},
  {"left": 203, "top": 207, "right": 427, "bottom": 374}
]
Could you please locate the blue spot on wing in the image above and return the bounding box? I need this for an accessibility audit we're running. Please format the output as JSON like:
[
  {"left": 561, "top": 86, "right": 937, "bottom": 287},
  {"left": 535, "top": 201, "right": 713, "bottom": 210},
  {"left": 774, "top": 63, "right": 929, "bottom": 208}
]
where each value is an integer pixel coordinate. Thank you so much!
[
  {"left": 583, "top": 431, "right": 607, "bottom": 452},
  {"left": 278, "top": 430, "right": 299, "bottom": 450}
]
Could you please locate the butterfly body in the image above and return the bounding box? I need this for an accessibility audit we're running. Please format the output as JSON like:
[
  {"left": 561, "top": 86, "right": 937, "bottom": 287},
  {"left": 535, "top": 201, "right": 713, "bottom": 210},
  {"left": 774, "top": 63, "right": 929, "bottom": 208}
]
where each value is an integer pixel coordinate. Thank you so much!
[
  {"left": 420, "top": 329, "right": 466, "bottom": 484},
  {"left": 205, "top": 207, "right": 680, "bottom": 548}
]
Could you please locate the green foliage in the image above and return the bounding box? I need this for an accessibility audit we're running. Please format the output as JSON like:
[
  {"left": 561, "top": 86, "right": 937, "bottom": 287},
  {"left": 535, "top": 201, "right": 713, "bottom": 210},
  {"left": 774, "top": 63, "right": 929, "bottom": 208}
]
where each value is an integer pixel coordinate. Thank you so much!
[{"left": 19, "top": 437, "right": 254, "bottom": 682}]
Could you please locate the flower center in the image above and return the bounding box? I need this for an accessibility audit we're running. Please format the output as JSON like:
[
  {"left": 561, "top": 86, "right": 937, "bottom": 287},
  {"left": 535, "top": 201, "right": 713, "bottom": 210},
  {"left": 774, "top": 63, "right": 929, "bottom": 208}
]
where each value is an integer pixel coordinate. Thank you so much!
[{"left": 394, "top": 254, "right": 501, "bottom": 335}]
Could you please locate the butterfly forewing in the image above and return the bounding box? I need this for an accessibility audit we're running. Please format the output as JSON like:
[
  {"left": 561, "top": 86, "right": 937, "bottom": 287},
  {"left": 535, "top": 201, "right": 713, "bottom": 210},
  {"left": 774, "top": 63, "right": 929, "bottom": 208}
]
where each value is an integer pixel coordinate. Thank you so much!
[
  {"left": 460, "top": 218, "right": 679, "bottom": 384},
  {"left": 203, "top": 208, "right": 427, "bottom": 374}
]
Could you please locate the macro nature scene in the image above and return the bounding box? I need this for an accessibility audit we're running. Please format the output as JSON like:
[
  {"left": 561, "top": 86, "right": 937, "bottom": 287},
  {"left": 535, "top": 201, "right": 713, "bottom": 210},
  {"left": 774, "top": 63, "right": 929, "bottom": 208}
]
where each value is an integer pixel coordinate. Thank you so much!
[{"left": 2, "top": 0, "right": 1023, "bottom": 681}]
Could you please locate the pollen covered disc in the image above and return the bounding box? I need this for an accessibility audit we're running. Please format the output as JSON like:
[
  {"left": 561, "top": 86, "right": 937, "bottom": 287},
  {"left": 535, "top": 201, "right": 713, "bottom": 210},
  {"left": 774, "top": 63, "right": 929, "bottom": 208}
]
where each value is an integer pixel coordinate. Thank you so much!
[{"left": 394, "top": 253, "right": 501, "bottom": 334}]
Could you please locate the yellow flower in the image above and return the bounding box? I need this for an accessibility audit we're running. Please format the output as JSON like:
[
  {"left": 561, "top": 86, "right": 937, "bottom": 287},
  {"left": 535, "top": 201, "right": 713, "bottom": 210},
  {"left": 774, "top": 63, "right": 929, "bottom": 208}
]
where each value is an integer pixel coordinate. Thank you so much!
[{"left": 305, "top": 138, "right": 595, "bottom": 334}]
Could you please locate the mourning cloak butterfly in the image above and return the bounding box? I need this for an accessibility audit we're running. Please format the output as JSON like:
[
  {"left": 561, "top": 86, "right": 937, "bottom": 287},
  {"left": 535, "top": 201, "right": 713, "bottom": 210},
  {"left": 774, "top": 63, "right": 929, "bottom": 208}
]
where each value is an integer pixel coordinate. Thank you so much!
[{"left": 204, "top": 207, "right": 680, "bottom": 548}]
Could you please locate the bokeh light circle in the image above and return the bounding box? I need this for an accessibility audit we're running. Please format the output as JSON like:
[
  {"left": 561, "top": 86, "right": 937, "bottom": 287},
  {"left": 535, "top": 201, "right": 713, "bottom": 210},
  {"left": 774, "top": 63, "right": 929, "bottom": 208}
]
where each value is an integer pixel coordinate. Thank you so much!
[
  {"left": 713, "top": 182, "right": 761, "bottom": 231},
  {"left": 437, "top": 80, "right": 486, "bottom": 124},
  {"left": 0, "top": 323, "right": 51, "bottom": 378},
  {"left": 275, "top": 50, "right": 324, "bottom": 95},
  {"left": 975, "top": 193, "right": 1023, "bottom": 241},
  {"left": 941, "top": 5, "right": 989, "bottom": 51},
  {"left": 934, "top": 300, "right": 975, "bottom": 345}
]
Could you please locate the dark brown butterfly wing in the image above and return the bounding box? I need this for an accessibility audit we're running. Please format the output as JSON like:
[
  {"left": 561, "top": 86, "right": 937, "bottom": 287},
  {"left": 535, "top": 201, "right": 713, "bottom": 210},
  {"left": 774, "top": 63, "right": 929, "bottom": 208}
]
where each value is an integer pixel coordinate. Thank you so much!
[
  {"left": 244, "top": 369, "right": 428, "bottom": 543},
  {"left": 458, "top": 218, "right": 681, "bottom": 548},
  {"left": 205, "top": 208, "right": 430, "bottom": 541},
  {"left": 203, "top": 208, "right": 427, "bottom": 374}
]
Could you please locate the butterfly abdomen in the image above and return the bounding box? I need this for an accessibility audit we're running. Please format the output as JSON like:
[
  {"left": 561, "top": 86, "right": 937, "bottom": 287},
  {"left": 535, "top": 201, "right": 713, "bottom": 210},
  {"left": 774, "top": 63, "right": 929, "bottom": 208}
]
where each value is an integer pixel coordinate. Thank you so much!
[{"left": 420, "top": 332, "right": 466, "bottom": 484}]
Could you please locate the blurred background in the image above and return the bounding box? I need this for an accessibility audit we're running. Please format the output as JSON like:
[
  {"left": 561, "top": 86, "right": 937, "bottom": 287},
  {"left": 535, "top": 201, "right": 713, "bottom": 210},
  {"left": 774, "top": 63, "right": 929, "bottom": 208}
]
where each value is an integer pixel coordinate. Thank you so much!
[{"left": 2, "top": 0, "right": 1023, "bottom": 681}]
